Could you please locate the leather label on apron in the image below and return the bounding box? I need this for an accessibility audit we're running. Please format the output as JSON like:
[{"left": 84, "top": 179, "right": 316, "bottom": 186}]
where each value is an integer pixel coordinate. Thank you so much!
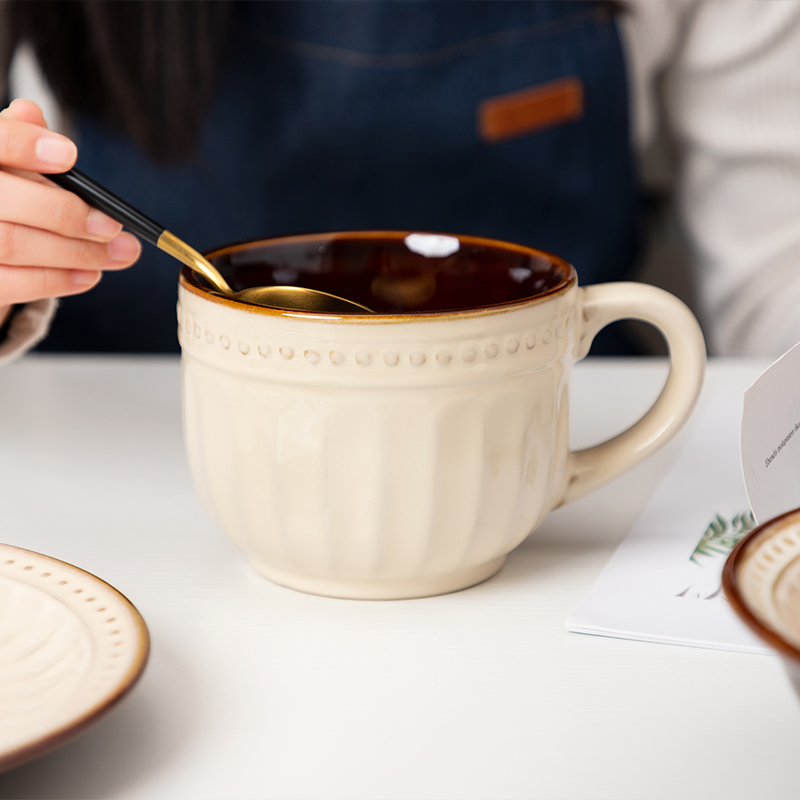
[{"left": 477, "top": 77, "right": 584, "bottom": 143}]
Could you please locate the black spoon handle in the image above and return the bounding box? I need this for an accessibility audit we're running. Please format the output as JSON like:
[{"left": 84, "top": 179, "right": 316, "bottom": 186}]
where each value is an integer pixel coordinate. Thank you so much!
[{"left": 47, "top": 168, "right": 164, "bottom": 246}]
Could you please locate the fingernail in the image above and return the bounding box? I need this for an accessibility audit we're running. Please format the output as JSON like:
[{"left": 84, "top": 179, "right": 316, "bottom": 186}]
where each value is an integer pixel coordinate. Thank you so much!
[
  {"left": 72, "top": 270, "right": 101, "bottom": 286},
  {"left": 35, "top": 135, "right": 77, "bottom": 168},
  {"left": 107, "top": 232, "right": 141, "bottom": 262},
  {"left": 86, "top": 208, "right": 122, "bottom": 239}
]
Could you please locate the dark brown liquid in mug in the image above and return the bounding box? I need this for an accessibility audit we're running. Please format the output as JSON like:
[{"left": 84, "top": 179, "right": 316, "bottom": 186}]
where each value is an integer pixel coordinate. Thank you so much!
[{"left": 205, "top": 232, "right": 572, "bottom": 314}]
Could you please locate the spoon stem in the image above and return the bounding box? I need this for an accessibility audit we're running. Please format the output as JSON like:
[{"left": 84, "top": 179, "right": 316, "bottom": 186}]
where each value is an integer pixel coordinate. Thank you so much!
[
  {"left": 156, "top": 231, "right": 232, "bottom": 294},
  {"left": 48, "top": 168, "right": 232, "bottom": 294}
]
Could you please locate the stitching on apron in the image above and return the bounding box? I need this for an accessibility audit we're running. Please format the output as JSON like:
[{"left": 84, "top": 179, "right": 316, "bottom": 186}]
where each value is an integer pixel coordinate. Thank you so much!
[{"left": 240, "top": 6, "right": 607, "bottom": 69}]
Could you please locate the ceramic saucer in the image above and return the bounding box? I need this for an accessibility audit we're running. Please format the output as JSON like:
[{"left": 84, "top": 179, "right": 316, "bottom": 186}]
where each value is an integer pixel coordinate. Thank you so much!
[
  {"left": 0, "top": 543, "right": 149, "bottom": 772},
  {"left": 723, "top": 509, "right": 800, "bottom": 698}
]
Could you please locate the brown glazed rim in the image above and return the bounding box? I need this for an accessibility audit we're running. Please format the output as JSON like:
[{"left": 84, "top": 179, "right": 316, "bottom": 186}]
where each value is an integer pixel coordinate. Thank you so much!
[
  {"left": 0, "top": 545, "right": 151, "bottom": 774},
  {"left": 722, "top": 507, "right": 800, "bottom": 665},
  {"left": 179, "top": 230, "right": 578, "bottom": 323}
]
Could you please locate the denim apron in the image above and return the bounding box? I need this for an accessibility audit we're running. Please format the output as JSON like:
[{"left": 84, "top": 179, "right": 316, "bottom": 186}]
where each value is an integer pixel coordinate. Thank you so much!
[{"left": 39, "top": 0, "right": 638, "bottom": 353}]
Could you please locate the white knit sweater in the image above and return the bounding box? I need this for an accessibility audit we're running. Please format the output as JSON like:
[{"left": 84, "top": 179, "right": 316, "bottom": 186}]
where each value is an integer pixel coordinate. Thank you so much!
[{"left": 621, "top": 0, "right": 800, "bottom": 357}]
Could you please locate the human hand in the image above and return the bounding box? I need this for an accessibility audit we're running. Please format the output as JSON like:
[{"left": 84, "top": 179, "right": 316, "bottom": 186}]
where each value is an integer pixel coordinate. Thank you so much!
[{"left": 0, "top": 99, "right": 141, "bottom": 323}]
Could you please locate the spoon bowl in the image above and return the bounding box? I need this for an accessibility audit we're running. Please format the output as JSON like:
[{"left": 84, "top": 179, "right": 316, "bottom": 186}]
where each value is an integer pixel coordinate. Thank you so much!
[
  {"left": 231, "top": 285, "right": 374, "bottom": 313},
  {"left": 157, "top": 231, "right": 373, "bottom": 313}
]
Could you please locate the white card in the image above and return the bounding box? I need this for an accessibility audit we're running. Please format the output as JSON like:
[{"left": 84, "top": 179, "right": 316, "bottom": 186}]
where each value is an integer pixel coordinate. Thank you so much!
[
  {"left": 741, "top": 342, "right": 800, "bottom": 523},
  {"left": 567, "top": 386, "right": 768, "bottom": 654}
]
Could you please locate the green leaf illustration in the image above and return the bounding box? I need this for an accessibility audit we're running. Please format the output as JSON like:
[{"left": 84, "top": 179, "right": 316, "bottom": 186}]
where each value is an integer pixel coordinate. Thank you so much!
[{"left": 689, "top": 511, "right": 755, "bottom": 565}]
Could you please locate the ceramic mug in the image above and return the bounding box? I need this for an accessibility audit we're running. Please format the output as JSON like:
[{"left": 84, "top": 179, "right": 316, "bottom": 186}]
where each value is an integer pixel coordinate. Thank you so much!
[{"left": 177, "top": 231, "right": 706, "bottom": 599}]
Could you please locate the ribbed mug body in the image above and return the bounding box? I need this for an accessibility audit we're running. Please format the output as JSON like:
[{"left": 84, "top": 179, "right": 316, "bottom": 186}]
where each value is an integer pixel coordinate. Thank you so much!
[{"left": 178, "top": 279, "right": 577, "bottom": 598}]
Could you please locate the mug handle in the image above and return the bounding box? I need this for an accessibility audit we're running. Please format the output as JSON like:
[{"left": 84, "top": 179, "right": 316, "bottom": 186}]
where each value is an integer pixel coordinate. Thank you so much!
[{"left": 555, "top": 282, "right": 706, "bottom": 507}]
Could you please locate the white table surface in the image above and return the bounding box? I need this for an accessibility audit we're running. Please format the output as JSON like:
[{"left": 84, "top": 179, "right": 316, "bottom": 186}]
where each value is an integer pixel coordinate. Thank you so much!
[{"left": 0, "top": 355, "right": 798, "bottom": 800}]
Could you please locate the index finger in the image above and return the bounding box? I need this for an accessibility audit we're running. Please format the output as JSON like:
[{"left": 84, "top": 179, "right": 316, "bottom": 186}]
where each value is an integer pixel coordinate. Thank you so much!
[
  {"left": 1, "top": 98, "right": 48, "bottom": 128},
  {"left": 0, "top": 114, "right": 77, "bottom": 173}
]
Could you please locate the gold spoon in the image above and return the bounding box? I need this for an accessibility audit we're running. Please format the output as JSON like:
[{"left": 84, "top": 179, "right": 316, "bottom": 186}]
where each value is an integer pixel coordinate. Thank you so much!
[{"left": 47, "top": 169, "right": 374, "bottom": 314}]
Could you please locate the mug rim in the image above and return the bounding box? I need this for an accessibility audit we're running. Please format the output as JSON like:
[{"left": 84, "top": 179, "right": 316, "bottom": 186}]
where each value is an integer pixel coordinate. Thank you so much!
[{"left": 179, "top": 230, "right": 578, "bottom": 323}]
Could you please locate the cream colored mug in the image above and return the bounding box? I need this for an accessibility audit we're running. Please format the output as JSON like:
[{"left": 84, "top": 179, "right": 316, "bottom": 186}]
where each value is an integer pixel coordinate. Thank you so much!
[{"left": 178, "top": 231, "right": 705, "bottom": 599}]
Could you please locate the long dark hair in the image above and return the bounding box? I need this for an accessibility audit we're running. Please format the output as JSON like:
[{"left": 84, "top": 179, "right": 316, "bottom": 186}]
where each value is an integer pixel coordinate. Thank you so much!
[{"left": 1, "top": 0, "right": 232, "bottom": 161}]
